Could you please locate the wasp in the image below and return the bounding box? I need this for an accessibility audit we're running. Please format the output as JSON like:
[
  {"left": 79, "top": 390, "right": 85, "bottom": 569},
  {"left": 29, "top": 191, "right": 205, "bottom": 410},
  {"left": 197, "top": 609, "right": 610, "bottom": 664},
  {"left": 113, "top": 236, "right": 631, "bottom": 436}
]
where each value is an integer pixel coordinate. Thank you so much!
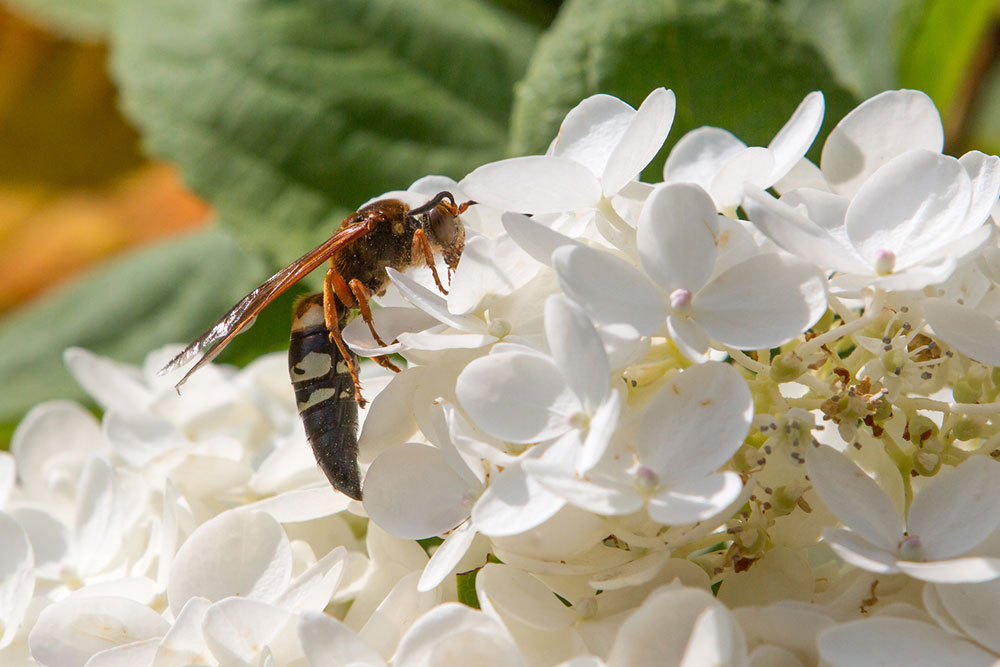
[{"left": 160, "top": 191, "right": 471, "bottom": 499}]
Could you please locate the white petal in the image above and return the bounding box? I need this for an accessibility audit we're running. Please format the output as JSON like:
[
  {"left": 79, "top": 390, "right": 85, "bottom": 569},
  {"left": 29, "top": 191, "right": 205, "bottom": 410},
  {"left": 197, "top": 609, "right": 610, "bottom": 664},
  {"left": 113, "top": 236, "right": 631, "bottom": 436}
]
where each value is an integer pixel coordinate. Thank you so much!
[
  {"left": 733, "top": 604, "right": 833, "bottom": 666},
  {"left": 298, "top": 611, "right": 385, "bottom": 667},
  {"left": 363, "top": 444, "right": 471, "bottom": 540},
  {"left": 29, "top": 596, "right": 169, "bottom": 667},
  {"left": 0, "top": 452, "right": 13, "bottom": 508},
  {"left": 357, "top": 367, "right": 422, "bottom": 465},
  {"left": 602, "top": 88, "right": 676, "bottom": 196},
  {"left": 85, "top": 638, "right": 159, "bottom": 667},
  {"left": 460, "top": 156, "right": 601, "bottom": 214},
  {"left": 820, "top": 527, "right": 899, "bottom": 574},
  {"left": 664, "top": 126, "right": 746, "bottom": 190},
  {"left": 637, "top": 182, "right": 719, "bottom": 293},
  {"left": 13, "top": 507, "right": 71, "bottom": 579},
  {"left": 552, "top": 245, "right": 666, "bottom": 334},
  {"left": 923, "top": 297, "right": 1000, "bottom": 367},
  {"left": 906, "top": 456, "right": 1000, "bottom": 559},
  {"left": 343, "top": 307, "right": 441, "bottom": 354},
  {"left": 545, "top": 295, "right": 609, "bottom": 409},
  {"left": 418, "top": 520, "right": 478, "bottom": 592},
  {"left": 275, "top": 546, "right": 347, "bottom": 614},
  {"left": 152, "top": 596, "right": 212, "bottom": 667},
  {"left": 895, "top": 557, "right": 1000, "bottom": 583},
  {"left": 242, "top": 486, "right": 351, "bottom": 523},
  {"left": 394, "top": 603, "right": 525, "bottom": 667},
  {"left": 0, "top": 512, "right": 33, "bottom": 649},
  {"left": 477, "top": 563, "right": 574, "bottom": 630},
  {"left": 741, "top": 187, "right": 870, "bottom": 274},
  {"left": 579, "top": 391, "right": 622, "bottom": 473},
  {"left": 501, "top": 212, "right": 582, "bottom": 267},
  {"left": 648, "top": 472, "right": 745, "bottom": 525},
  {"left": 806, "top": 445, "right": 902, "bottom": 551},
  {"left": 846, "top": 150, "right": 971, "bottom": 269},
  {"left": 201, "top": 597, "right": 294, "bottom": 667},
  {"left": 457, "top": 352, "right": 578, "bottom": 443},
  {"left": 934, "top": 578, "right": 1000, "bottom": 653},
  {"left": 666, "top": 315, "right": 712, "bottom": 363},
  {"left": 550, "top": 94, "right": 634, "bottom": 177},
  {"left": 64, "top": 348, "right": 154, "bottom": 413},
  {"left": 358, "top": 571, "right": 439, "bottom": 661},
  {"left": 472, "top": 463, "right": 567, "bottom": 537},
  {"left": 167, "top": 510, "right": 292, "bottom": 616},
  {"left": 767, "top": 91, "right": 825, "bottom": 184},
  {"left": 448, "top": 233, "right": 540, "bottom": 315},
  {"left": 817, "top": 617, "right": 995, "bottom": 667},
  {"left": 74, "top": 457, "right": 122, "bottom": 575},
  {"left": 821, "top": 89, "right": 944, "bottom": 196},
  {"left": 522, "top": 462, "right": 643, "bottom": 516},
  {"left": 960, "top": 151, "right": 1000, "bottom": 228},
  {"left": 693, "top": 254, "right": 828, "bottom": 350},
  {"left": 388, "top": 268, "right": 486, "bottom": 333},
  {"left": 711, "top": 146, "right": 774, "bottom": 210},
  {"left": 638, "top": 362, "right": 753, "bottom": 482}
]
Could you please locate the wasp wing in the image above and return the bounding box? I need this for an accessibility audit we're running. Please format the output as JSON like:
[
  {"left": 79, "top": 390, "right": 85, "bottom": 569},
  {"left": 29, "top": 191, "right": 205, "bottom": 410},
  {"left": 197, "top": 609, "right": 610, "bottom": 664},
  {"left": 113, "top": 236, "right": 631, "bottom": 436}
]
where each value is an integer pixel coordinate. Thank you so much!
[{"left": 160, "top": 222, "right": 371, "bottom": 389}]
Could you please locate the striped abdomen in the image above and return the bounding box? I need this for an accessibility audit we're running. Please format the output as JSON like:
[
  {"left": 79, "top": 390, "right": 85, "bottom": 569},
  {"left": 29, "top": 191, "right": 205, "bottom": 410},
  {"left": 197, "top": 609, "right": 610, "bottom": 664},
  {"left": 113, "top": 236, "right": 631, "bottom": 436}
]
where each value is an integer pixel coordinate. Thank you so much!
[{"left": 288, "top": 293, "right": 362, "bottom": 500}]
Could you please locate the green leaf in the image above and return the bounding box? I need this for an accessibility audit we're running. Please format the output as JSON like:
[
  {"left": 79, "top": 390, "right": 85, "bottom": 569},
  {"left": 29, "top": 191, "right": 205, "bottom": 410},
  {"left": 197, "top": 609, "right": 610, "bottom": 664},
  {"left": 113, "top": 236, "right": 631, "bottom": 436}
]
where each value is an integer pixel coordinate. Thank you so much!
[
  {"left": 780, "top": 0, "right": 903, "bottom": 97},
  {"left": 0, "top": 228, "right": 282, "bottom": 433},
  {"left": 897, "top": 0, "right": 997, "bottom": 125},
  {"left": 4, "top": 0, "right": 119, "bottom": 40},
  {"left": 111, "top": 0, "right": 539, "bottom": 266},
  {"left": 456, "top": 567, "right": 482, "bottom": 609},
  {"left": 510, "top": 0, "right": 858, "bottom": 176}
]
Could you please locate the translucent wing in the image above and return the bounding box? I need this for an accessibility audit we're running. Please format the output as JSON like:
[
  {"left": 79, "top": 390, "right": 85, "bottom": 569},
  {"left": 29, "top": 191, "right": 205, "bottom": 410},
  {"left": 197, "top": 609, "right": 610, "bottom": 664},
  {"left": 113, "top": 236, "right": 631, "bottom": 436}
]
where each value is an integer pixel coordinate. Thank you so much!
[{"left": 160, "top": 221, "right": 371, "bottom": 389}]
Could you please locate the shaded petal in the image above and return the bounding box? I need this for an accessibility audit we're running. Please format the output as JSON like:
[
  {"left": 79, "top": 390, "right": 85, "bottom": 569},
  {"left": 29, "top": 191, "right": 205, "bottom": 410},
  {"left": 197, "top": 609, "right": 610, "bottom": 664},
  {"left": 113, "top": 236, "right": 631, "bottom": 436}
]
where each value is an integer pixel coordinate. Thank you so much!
[
  {"left": 152, "top": 597, "right": 212, "bottom": 667},
  {"left": 448, "top": 234, "right": 540, "bottom": 315},
  {"left": 388, "top": 269, "right": 486, "bottom": 333},
  {"left": 167, "top": 510, "right": 292, "bottom": 616},
  {"left": 846, "top": 150, "right": 971, "bottom": 269},
  {"left": 460, "top": 156, "right": 601, "bottom": 214},
  {"left": 959, "top": 151, "right": 1000, "bottom": 229},
  {"left": 418, "top": 520, "right": 478, "bottom": 592},
  {"left": 29, "top": 596, "right": 169, "bottom": 667},
  {"left": 552, "top": 245, "right": 666, "bottom": 334},
  {"left": 358, "top": 572, "right": 439, "bottom": 661},
  {"left": 522, "top": 462, "right": 642, "bottom": 516},
  {"left": 602, "top": 88, "right": 676, "bottom": 196},
  {"left": 693, "top": 254, "right": 828, "bottom": 349},
  {"left": 906, "top": 456, "right": 1000, "bottom": 559},
  {"left": 806, "top": 445, "right": 902, "bottom": 551},
  {"left": 637, "top": 182, "right": 719, "bottom": 293},
  {"left": 275, "top": 546, "right": 347, "bottom": 614},
  {"left": 666, "top": 315, "right": 712, "bottom": 364},
  {"left": 896, "top": 557, "right": 1000, "bottom": 584},
  {"left": 457, "top": 352, "right": 577, "bottom": 443},
  {"left": 363, "top": 444, "right": 472, "bottom": 540},
  {"left": 476, "top": 563, "right": 574, "bottom": 630},
  {"left": 298, "top": 611, "right": 385, "bottom": 667},
  {"left": 502, "top": 212, "right": 582, "bottom": 267},
  {"left": 821, "top": 527, "right": 899, "bottom": 573},
  {"left": 202, "top": 597, "right": 294, "bottom": 667},
  {"left": 242, "top": 486, "right": 351, "bottom": 523},
  {"left": 74, "top": 457, "right": 122, "bottom": 575},
  {"left": 579, "top": 390, "right": 622, "bottom": 473},
  {"left": 817, "top": 617, "right": 995, "bottom": 667},
  {"left": 0, "top": 511, "right": 33, "bottom": 649},
  {"left": 647, "top": 472, "right": 745, "bottom": 525},
  {"left": 711, "top": 146, "right": 774, "bottom": 210},
  {"left": 821, "top": 89, "right": 944, "bottom": 196},
  {"left": 923, "top": 297, "right": 1000, "bottom": 367},
  {"left": 394, "top": 603, "right": 525, "bottom": 667},
  {"left": 934, "top": 579, "right": 1000, "bottom": 653},
  {"left": 472, "top": 463, "right": 566, "bottom": 537},
  {"left": 638, "top": 362, "right": 753, "bottom": 482},
  {"left": 664, "top": 126, "right": 746, "bottom": 190}
]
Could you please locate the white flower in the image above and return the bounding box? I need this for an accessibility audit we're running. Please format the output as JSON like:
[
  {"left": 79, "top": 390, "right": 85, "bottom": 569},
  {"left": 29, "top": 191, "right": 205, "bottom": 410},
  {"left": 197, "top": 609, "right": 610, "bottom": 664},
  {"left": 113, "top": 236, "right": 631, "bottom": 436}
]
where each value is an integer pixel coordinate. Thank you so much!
[{"left": 807, "top": 446, "right": 1000, "bottom": 583}]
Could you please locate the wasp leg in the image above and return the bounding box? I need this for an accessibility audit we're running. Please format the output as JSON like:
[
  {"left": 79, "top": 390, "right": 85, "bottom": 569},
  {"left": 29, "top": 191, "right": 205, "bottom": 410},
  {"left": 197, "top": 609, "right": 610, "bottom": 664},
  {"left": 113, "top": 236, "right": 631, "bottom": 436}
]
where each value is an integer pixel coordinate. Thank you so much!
[
  {"left": 324, "top": 268, "right": 366, "bottom": 407},
  {"left": 348, "top": 278, "right": 391, "bottom": 348},
  {"left": 412, "top": 228, "right": 448, "bottom": 295},
  {"left": 372, "top": 355, "right": 401, "bottom": 373}
]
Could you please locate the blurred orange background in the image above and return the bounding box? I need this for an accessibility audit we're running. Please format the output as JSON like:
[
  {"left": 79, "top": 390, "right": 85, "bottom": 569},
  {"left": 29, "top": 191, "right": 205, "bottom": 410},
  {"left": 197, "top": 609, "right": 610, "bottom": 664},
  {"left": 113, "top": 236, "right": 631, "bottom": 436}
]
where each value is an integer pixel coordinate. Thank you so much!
[{"left": 0, "top": 5, "right": 208, "bottom": 314}]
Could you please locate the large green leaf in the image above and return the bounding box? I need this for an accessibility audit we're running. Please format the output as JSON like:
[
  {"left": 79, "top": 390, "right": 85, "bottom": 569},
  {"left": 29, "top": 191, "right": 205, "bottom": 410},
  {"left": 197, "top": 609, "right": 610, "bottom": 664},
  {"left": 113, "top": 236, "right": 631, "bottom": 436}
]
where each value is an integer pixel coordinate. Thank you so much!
[
  {"left": 510, "top": 0, "right": 858, "bottom": 175},
  {"left": 3, "top": 0, "right": 119, "bottom": 40},
  {"left": 111, "top": 0, "right": 539, "bottom": 266},
  {"left": 0, "top": 227, "right": 292, "bottom": 435}
]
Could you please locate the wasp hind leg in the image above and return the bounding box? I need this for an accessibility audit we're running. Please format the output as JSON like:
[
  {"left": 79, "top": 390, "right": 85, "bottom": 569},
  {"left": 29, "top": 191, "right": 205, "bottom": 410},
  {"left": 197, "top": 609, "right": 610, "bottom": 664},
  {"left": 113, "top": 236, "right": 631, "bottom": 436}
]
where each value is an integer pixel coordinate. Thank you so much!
[{"left": 323, "top": 268, "right": 366, "bottom": 407}]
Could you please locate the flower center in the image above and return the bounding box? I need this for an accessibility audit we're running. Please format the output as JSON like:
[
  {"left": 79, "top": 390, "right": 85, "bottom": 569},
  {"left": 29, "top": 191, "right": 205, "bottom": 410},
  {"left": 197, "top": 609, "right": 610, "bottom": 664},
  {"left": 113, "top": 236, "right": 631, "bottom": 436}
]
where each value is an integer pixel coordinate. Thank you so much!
[
  {"left": 898, "top": 534, "right": 925, "bottom": 561},
  {"left": 568, "top": 412, "right": 590, "bottom": 430},
  {"left": 488, "top": 318, "right": 511, "bottom": 338},
  {"left": 670, "top": 288, "right": 692, "bottom": 315},
  {"left": 873, "top": 249, "right": 896, "bottom": 275},
  {"left": 634, "top": 465, "right": 660, "bottom": 493}
]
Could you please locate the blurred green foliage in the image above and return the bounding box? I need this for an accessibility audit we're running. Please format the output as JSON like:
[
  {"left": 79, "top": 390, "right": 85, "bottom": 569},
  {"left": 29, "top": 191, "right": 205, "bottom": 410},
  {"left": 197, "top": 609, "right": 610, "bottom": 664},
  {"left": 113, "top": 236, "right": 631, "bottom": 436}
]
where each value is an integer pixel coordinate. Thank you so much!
[{"left": 2, "top": 0, "right": 999, "bottom": 439}]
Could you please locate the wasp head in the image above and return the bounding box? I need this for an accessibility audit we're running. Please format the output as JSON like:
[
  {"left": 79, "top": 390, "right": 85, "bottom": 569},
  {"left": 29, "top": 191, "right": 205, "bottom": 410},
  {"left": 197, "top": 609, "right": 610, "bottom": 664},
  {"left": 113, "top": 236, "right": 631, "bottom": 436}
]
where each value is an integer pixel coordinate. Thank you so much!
[{"left": 413, "top": 192, "right": 471, "bottom": 271}]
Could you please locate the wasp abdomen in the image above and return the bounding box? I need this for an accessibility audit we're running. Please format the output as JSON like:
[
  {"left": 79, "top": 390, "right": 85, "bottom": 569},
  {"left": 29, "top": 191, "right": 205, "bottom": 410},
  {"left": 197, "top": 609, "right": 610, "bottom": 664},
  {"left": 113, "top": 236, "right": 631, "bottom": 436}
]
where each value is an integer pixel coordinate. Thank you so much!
[{"left": 288, "top": 294, "right": 362, "bottom": 500}]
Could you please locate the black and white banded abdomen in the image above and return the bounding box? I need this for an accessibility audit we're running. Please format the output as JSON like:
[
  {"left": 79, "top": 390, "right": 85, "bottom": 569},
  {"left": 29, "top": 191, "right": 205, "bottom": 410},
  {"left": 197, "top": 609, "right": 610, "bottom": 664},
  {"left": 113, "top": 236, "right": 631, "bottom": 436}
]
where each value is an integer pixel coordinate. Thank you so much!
[{"left": 288, "top": 293, "right": 362, "bottom": 500}]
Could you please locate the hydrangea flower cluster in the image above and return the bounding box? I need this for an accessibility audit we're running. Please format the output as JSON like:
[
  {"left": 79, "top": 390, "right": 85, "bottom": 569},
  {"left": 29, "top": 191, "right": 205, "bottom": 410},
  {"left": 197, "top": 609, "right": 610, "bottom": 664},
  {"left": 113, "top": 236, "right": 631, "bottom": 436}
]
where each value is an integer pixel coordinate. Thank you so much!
[{"left": 5, "top": 87, "right": 1000, "bottom": 666}]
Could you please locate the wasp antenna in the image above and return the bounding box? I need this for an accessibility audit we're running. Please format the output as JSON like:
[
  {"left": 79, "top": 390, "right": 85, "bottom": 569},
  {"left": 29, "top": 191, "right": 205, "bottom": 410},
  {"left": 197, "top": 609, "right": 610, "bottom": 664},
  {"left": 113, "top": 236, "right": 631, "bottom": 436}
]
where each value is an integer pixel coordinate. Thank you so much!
[{"left": 407, "top": 191, "right": 455, "bottom": 218}]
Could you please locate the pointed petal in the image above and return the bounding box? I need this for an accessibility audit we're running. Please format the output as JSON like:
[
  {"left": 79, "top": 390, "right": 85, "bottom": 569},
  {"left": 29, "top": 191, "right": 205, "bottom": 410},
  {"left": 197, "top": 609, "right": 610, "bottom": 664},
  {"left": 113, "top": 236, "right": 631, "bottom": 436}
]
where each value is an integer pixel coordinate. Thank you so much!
[
  {"left": 821, "top": 527, "right": 899, "bottom": 573},
  {"left": 896, "top": 557, "right": 1000, "bottom": 583},
  {"left": 821, "top": 89, "right": 944, "bottom": 196},
  {"left": 711, "top": 146, "right": 774, "bottom": 210},
  {"left": 299, "top": 611, "right": 385, "bottom": 667},
  {"left": 693, "top": 254, "right": 828, "bottom": 349},
  {"left": 201, "top": 597, "right": 294, "bottom": 667},
  {"left": 906, "top": 456, "right": 1000, "bottom": 559},
  {"left": 578, "top": 390, "right": 622, "bottom": 473},
  {"left": 545, "top": 295, "right": 609, "bottom": 409},
  {"left": 550, "top": 94, "right": 634, "bottom": 177},
  {"left": 923, "top": 297, "right": 1000, "bottom": 367},
  {"left": 664, "top": 126, "right": 746, "bottom": 189},
  {"left": 666, "top": 315, "right": 713, "bottom": 363},
  {"left": 460, "top": 156, "right": 601, "bottom": 214},
  {"left": 637, "top": 182, "right": 719, "bottom": 293},
  {"left": 602, "top": 88, "right": 676, "bottom": 196},
  {"left": 418, "top": 520, "right": 478, "bottom": 592},
  {"left": 806, "top": 445, "right": 903, "bottom": 551},
  {"left": 638, "top": 362, "right": 753, "bottom": 482},
  {"left": 552, "top": 244, "right": 666, "bottom": 334},
  {"left": 767, "top": 91, "right": 825, "bottom": 184},
  {"left": 959, "top": 151, "right": 1000, "bottom": 229},
  {"left": 363, "top": 444, "right": 472, "bottom": 540}
]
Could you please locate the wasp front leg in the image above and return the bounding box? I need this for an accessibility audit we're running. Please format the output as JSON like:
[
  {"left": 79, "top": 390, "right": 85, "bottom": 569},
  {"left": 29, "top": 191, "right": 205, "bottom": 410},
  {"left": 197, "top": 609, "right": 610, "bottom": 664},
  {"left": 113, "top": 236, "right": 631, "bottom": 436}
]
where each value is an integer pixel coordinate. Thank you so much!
[
  {"left": 412, "top": 228, "right": 448, "bottom": 295},
  {"left": 323, "top": 268, "right": 366, "bottom": 407}
]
